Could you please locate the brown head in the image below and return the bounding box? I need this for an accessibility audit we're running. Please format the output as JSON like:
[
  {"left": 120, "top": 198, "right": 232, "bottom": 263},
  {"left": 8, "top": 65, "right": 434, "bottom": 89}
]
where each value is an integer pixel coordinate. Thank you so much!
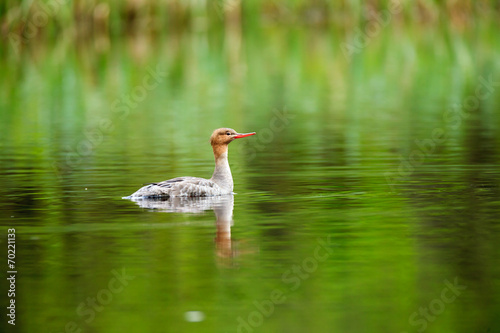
[{"left": 210, "top": 128, "right": 256, "bottom": 159}]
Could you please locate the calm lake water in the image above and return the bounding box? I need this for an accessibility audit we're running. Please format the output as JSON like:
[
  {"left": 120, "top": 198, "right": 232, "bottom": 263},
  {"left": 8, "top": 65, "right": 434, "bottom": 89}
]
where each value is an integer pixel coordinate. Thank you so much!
[{"left": 1, "top": 25, "right": 500, "bottom": 333}]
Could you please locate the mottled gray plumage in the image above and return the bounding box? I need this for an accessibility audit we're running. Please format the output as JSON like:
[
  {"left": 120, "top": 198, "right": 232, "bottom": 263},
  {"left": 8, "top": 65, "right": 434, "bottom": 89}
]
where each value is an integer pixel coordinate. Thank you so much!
[{"left": 124, "top": 176, "right": 230, "bottom": 198}]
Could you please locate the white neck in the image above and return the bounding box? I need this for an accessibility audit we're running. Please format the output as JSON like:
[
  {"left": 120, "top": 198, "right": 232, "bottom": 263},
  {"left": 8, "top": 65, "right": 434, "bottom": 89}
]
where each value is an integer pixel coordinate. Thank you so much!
[{"left": 210, "top": 151, "right": 233, "bottom": 192}]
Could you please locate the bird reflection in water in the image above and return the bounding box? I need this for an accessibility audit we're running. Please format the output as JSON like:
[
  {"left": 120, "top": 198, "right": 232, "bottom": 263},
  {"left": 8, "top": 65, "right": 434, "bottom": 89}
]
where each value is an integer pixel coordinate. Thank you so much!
[{"left": 128, "top": 195, "right": 237, "bottom": 265}]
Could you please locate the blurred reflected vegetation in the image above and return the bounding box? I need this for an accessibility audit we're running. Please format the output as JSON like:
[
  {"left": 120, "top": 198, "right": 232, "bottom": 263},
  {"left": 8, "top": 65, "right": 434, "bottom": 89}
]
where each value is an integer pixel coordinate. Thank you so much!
[{"left": 2, "top": 0, "right": 500, "bottom": 38}]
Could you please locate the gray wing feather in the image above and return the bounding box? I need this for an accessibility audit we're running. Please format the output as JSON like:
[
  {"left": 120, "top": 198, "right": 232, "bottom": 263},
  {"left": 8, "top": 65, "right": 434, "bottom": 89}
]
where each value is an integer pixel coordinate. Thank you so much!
[{"left": 125, "top": 177, "right": 225, "bottom": 199}]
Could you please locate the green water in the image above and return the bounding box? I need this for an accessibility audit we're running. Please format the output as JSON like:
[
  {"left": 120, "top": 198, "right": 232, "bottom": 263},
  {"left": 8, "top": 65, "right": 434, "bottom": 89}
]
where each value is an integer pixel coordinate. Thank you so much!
[{"left": 1, "top": 21, "right": 500, "bottom": 333}]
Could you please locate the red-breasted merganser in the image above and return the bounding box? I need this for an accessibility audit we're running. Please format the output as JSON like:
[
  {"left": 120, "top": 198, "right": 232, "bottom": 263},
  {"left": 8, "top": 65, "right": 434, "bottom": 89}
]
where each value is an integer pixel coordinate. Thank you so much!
[{"left": 123, "top": 128, "right": 256, "bottom": 199}]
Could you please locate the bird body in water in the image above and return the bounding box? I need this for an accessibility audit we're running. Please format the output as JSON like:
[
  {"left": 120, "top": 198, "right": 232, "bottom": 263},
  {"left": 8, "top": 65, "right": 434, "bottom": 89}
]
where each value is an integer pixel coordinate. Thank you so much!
[{"left": 123, "top": 128, "right": 256, "bottom": 199}]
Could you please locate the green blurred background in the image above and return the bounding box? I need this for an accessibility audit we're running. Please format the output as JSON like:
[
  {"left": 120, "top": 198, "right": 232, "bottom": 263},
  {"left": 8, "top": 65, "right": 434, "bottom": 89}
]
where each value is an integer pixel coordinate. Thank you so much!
[{"left": 1, "top": 1, "right": 500, "bottom": 333}]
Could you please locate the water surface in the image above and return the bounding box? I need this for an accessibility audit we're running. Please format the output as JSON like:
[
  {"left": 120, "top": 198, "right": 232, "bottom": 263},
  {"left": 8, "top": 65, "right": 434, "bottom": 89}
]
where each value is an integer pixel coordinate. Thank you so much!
[{"left": 1, "top": 25, "right": 500, "bottom": 333}]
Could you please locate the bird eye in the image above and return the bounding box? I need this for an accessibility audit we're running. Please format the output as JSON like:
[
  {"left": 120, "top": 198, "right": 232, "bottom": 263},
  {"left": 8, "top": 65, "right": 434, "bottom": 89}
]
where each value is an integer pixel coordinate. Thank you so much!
[{"left": 226, "top": 132, "right": 231, "bottom": 136}]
